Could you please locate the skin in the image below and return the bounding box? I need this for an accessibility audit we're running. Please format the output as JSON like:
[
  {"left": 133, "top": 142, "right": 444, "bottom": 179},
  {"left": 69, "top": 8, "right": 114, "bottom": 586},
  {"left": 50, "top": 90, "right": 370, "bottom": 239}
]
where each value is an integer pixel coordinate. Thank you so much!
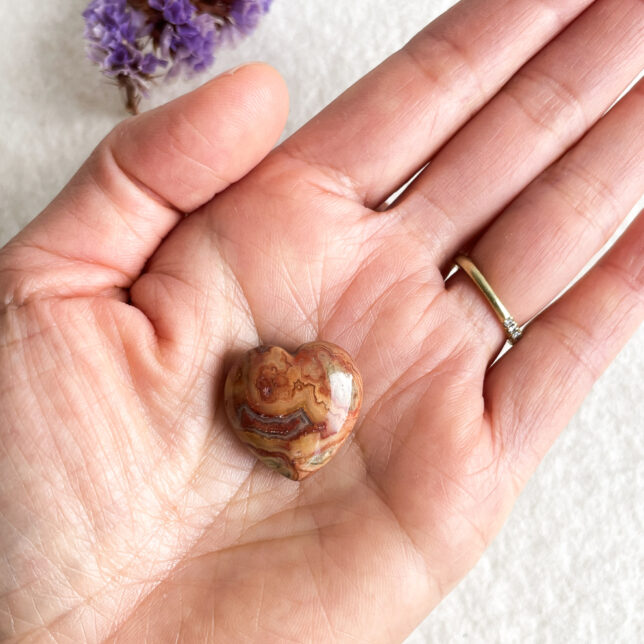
[{"left": 1, "top": 0, "right": 642, "bottom": 641}]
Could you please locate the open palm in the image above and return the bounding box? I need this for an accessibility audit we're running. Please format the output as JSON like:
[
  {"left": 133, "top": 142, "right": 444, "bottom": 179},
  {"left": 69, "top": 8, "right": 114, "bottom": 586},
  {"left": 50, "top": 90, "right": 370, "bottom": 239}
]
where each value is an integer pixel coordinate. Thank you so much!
[{"left": 2, "top": 0, "right": 643, "bottom": 641}]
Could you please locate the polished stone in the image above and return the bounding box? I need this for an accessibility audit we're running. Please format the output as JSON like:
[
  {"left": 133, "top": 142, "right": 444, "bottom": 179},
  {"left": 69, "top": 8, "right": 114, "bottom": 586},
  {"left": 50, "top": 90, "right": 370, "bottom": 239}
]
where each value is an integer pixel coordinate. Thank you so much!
[{"left": 224, "top": 342, "right": 363, "bottom": 480}]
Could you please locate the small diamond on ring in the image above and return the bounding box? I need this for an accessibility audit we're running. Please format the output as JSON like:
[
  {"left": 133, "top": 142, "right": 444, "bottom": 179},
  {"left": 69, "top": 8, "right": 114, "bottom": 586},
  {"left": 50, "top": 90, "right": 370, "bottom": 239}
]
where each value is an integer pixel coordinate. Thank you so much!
[{"left": 503, "top": 317, "right": 523, "bottom": 344}]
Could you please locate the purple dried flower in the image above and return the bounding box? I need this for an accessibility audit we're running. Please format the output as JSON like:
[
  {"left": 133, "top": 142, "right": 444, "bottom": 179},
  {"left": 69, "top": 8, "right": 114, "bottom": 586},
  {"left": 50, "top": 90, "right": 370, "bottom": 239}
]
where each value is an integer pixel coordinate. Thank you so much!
[
  {"left": 83, "top": 0, "right": 166, "bottom": 111},
  {"left": 151, "top": 0, "right": 218, "bottom": 77},
  {"left": 83, "top": 0, "right": 274, "bottom": 113},
  {"left": 149, "top": 0, "right": 186, "bottom": 23},
  {"left": 227, "top": 0, "right": 273, "bottom": 36}
]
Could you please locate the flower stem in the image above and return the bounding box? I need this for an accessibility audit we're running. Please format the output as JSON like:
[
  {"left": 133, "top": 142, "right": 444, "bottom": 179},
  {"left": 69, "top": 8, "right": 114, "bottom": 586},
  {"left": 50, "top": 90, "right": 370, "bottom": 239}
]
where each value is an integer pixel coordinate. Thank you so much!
[{"left": 119, "top": 75, "right": 141, "bottom": 115}]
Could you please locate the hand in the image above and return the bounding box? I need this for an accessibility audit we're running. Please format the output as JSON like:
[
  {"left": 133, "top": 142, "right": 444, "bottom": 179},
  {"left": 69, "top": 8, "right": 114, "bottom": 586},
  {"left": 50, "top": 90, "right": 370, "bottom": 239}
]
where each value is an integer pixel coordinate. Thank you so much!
[{"left": 1, "top": 0, "right": 642, "bottom": 641}]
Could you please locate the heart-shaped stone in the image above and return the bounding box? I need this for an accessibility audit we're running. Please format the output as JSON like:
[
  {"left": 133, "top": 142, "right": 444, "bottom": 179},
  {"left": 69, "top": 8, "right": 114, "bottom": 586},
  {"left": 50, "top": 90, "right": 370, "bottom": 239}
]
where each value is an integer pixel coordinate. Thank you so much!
[{"left": 224, "top": 341, "right": 363, "bottom": 480}]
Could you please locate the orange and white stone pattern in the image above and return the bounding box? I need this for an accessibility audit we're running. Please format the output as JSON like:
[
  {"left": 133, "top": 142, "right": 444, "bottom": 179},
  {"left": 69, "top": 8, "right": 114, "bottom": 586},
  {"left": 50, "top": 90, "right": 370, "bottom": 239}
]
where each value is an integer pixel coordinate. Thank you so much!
[{"left": 224, "top": 342, "right": 363, "bottom": 480}]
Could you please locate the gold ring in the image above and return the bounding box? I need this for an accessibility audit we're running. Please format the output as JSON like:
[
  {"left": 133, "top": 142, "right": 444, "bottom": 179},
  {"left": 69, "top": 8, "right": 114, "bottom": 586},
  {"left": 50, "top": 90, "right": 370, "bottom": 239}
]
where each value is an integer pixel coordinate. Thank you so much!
[{"left": 454, "top": 254, "right": 523, "bottom": 345}]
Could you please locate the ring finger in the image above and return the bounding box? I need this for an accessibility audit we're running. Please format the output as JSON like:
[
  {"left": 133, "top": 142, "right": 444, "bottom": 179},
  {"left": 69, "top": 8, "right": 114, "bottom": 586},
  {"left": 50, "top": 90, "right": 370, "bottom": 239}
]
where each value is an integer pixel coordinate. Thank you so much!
[{"left": 446, "top": 79, "right": 644, "bottom": 355}]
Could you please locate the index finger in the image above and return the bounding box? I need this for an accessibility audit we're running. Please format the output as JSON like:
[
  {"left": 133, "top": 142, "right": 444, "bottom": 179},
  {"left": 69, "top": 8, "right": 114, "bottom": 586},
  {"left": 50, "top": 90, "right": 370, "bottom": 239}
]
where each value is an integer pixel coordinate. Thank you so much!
[{"left": 281, "top": 0, "right": 596, "bottom": 207}]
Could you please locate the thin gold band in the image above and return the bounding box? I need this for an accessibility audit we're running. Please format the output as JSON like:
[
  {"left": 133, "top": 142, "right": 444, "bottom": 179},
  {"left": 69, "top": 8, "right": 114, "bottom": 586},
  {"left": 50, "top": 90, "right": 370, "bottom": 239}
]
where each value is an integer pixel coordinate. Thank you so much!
[{"left": 454, "top": 254, "right": 523, "bottom": 345}]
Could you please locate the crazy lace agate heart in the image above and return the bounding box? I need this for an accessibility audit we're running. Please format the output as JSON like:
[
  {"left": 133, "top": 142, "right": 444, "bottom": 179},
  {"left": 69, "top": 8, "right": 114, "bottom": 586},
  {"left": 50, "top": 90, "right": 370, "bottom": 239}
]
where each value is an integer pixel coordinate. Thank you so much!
[{"left": 224, "top": 342, "right": 363, "bottom": 480}]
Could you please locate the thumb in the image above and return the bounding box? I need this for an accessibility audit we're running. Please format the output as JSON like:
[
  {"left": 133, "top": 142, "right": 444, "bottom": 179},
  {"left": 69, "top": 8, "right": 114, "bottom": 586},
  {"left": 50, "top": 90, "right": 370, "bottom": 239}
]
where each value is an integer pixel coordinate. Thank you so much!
[{"left": 1, "top": 63, "right": 289, "bottom": 305}]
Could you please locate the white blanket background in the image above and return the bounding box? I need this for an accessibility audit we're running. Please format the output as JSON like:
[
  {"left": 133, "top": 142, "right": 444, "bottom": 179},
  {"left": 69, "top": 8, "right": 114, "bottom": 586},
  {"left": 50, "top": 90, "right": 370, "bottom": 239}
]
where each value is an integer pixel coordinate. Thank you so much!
[{"left": 0, "top": 1, "right": 642, "bottom": 642}]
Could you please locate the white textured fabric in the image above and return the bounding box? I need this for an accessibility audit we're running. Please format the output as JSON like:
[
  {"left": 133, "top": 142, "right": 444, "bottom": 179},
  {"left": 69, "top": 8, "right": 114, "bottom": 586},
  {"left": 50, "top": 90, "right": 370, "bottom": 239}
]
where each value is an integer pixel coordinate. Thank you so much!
[{"left": 0, "top": 1, "right": 642, "bottom": 642}]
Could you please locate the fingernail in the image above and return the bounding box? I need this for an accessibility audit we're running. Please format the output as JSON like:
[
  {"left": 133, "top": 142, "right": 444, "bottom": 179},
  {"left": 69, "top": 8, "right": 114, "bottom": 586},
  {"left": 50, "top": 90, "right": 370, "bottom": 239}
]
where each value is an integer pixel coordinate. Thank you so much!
[{"left": 218, "top": 62, "right": 253, "bottom": 77}]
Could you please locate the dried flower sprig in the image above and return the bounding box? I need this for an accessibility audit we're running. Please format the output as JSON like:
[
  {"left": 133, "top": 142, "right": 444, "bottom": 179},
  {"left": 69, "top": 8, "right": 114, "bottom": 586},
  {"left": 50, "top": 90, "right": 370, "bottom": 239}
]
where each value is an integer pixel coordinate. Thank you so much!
[{"left": 83, "top": 0, "right": 273, "bottom": 113}]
